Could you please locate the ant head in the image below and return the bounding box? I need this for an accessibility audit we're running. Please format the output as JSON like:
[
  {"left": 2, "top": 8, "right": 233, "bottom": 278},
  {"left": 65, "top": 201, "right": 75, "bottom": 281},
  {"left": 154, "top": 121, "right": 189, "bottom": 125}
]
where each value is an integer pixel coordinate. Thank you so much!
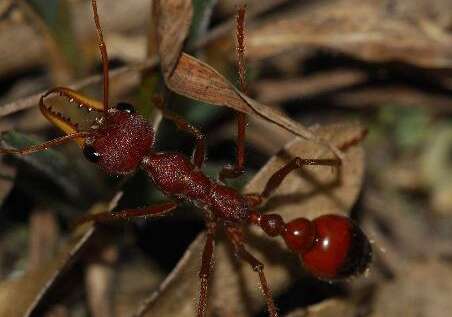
[
  {"left": 83, "top": 102, "right": 154, "bottom": 175},
  {"left": 38, "top": 89, "right": 154, "bottom": 175}
]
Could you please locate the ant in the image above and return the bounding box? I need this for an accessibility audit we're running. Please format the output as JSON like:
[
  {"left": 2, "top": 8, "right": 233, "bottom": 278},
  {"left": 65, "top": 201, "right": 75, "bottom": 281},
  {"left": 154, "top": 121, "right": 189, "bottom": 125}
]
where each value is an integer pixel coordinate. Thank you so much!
[{"left": 0, "top": 1, "right": 372, "bottom": 317}]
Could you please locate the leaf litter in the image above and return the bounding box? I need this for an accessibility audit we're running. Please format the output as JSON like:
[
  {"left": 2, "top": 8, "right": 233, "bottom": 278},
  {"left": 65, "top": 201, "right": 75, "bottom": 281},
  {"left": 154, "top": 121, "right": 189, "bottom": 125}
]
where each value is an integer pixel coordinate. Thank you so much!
[
  {"left": 153, "top": 0, "right": 343, "bottom": 159},
  {"left": 0, "top": 196, "right": 120, "bottom": 317},
  {"left": 3, "top": 0, "right": 451, "bottom": 316}
]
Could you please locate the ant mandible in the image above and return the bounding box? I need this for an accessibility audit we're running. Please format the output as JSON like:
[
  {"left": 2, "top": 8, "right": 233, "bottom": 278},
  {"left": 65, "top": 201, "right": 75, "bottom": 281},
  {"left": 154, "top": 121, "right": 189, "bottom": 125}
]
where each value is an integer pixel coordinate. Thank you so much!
[{"left": 0, "top": 1, "right": 372, "bottom": 317}]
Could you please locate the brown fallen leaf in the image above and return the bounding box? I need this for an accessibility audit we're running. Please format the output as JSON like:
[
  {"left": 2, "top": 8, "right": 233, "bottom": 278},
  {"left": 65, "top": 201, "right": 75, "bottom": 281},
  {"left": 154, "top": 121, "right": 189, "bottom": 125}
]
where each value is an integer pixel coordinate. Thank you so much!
[
  {"left": 152, "top": 0, "right": 343, "bottom": 159},
  {"left": 253, "top": 70, "right": 367, "bottom": 104},
  {"left": 166, "top": 53, "right": 343, "bottom": 158},
  {"left": 0, "top": 196, "right": 120, "bottom": 317},
  {"left": 247, "top": 0, "right": 452, "bottom": 68},
  {"left": 285, "top": 298, "right": 357, "bottom": 317},
  {"left": 136, "top": 122, "right": 366, "bottom": 317},
  {"left": 85, "top": 244, "right": 118, "bottom": 317},
  {"left": 28, "top": 209, "right": 60, "bottom": 271},
  {"left": 153, "top": 0, "right": 193, "bottom": 77},
  {"left": 0, "top": 226, "right": 95, "bottom": 317},
  {"left": 244, "top": 122, "right": 366, "bottom": 221},
  {"left": 369, "top": 259, "right": 452, "bottom": 317}
]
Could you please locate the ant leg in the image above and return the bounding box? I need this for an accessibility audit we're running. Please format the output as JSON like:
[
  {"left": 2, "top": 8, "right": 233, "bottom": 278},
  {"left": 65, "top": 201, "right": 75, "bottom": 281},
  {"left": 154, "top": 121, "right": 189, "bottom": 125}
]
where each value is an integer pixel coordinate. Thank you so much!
[
  {"left": 247, "top": 157, "right": 342, "bottom": 207},
  {"left": 74, "top": 202, "right": 177, "bottom": 226},
  {"left": 153, "top": 96, "right": 206, "bottom": 168},
  {"left": 197, "top": 222, "right": 217, "bottom": 317},
  {"left": 1, "top": 132, "right": 90, "bottom": 156},
  {"left": 219, "top": 6, "right": 248, "bottom": 182},
  {"left": 226, "top": 226, "right": 278, "bottom": 317}
]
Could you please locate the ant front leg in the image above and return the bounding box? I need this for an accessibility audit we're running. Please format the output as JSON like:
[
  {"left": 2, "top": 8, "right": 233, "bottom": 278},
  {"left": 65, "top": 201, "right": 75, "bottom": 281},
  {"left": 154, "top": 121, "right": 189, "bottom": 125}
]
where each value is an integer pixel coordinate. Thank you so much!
[
  {"left": 153, "top": 96, "right": 206, "bottom": 168},
  {"left": 74, "top": 202, "right": 177, "bottom": 226},
  {"left": 245, "top": 157, "right": 342, "bottom": 208},
  {"left": 197, "top": 221, "right": 217, "bottom": 317},
  {"left": 225, "top": 226, "right": 278, "bottom": 317}
]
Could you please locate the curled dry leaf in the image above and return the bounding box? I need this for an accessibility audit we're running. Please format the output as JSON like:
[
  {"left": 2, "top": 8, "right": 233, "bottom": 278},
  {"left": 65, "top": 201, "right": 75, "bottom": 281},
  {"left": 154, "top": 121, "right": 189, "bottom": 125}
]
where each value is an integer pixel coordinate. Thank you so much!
[
  {"left": 136, "top": 122, "right": 365, "bottom": 317},
  {"left": 153, "top": 0, "right": 342, "bottom": 158},
  {"left": 153, "top": 0, "right": 193, "bottom": 77},
  {"left": 166, "top": 53, "right": 343, "bottom": 158}
]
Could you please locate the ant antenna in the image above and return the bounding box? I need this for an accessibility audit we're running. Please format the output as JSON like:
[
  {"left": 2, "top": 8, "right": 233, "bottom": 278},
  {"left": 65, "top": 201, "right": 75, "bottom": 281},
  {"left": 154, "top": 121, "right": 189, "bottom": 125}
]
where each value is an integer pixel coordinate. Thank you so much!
[
  {"left": 219, "top": 5, "right": 248, "bottom": 182},
  {"left": 235, "top": 5, "right": 247, "bottom": 174},
  {"left": 91, "top": 0, "right": 109, "bottom": 110},
  {"left": 236, "top": 5, "right": 248, "bottom": 95}
]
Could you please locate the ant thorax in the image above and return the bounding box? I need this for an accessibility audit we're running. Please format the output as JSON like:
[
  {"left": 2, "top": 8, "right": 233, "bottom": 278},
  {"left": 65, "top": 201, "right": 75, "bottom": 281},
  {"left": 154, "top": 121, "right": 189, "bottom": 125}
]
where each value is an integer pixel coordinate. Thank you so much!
[{"left": 84, "top": 107, "right": 154, "bottom": 175}]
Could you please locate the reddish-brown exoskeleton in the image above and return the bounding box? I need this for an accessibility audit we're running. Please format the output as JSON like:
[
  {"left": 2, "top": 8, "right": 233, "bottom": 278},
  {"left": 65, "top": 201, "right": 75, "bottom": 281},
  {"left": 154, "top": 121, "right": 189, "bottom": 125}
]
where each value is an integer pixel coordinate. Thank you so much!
[{"left": 0, "top": 2, "right": 372, "bottom": 317}]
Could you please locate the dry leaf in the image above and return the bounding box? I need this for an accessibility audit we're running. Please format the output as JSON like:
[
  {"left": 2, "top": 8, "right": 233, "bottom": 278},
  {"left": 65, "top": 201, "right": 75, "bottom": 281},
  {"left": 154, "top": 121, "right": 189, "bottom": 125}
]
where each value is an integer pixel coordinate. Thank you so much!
[
  {"left": 166, "top": 53, "right": 342, "bottom": 158},
  {"left": 0, "top": 226, "right": 95, "bottom": 317},
  {"left": 153, "top": 0, "right": 342, "bottom": 158},
  {"left": 244, "top": 122, "right": 366, "bottom": 221},
  {"left": 254, "top": 70, "right": 367, "bottom": 104},
  {"left": 285, "top": 299, "right": 357, "bottom": 317},
  {"left": 370, "top": 259, "right": 452, "bottom": 317},
  {"left": 136, "top": 122, "right": 366, "bottom": 317},
  {"left": 0, "top": 196, "right": 121, "bottom": 317},
  {"left": 153, "top": 0, "right": 193, "bottom": 77},
  {"left": 247, "top": 0, "right": 452, "bottom": 68}
]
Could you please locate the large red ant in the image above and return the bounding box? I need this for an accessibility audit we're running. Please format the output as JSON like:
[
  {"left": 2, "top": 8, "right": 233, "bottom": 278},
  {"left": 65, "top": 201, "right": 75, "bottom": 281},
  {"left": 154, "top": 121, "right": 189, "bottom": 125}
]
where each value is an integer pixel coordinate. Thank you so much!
[{"left": 0, "top": 1, "right": 372, "bottom": 316}]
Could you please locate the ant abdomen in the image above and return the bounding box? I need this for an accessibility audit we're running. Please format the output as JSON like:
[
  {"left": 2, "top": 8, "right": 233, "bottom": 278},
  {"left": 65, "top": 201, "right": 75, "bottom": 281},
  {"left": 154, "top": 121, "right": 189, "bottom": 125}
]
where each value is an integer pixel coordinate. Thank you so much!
[
  {"left": 254, "top": 213, "right": 372, "bottom": 280},
  {"left": 285, "top": 215, "right": 372, "bottom": 280}
]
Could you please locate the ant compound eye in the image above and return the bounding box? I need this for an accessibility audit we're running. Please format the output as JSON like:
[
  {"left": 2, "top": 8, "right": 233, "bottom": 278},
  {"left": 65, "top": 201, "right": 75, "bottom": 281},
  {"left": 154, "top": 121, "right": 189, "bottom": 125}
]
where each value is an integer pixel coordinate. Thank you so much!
[
  {"left": 116, "top": 102, "right": 135, "bottom": 114},
  {"left": 83, "top": 144, "right": 101, "bottom": 163}
]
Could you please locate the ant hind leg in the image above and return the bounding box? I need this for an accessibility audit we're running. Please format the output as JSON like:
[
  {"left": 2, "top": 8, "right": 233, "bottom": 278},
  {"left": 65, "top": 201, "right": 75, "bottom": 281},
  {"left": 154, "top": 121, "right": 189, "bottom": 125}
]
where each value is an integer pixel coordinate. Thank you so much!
[
  {"left": 246, "top": 157, "right": 342, "bottom": 208},
  {"left": 197, "top": 222, "right": 217, "bottom": 317},
  {"left": 225, "top": 226, "right": 279, "bottom": 317}
]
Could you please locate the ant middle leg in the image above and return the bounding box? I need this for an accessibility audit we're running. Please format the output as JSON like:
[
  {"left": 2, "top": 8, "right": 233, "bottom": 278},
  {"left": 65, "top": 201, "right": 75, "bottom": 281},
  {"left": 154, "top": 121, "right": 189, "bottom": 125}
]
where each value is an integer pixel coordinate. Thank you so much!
[
  {"left": 153, "top": 95, "right": 206, "bottom": 168},
  {"left": 245, "top": 157, "right": 341, "bottom": 208},
  {"left": 74, "top": 202, "right": 177, "bottom": 226},
  {"left": 197, "top": 221, "right": 217, "bottom": 317},
  {"left": 226, "top": 226, "right": 278, "bottom": 317}
]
